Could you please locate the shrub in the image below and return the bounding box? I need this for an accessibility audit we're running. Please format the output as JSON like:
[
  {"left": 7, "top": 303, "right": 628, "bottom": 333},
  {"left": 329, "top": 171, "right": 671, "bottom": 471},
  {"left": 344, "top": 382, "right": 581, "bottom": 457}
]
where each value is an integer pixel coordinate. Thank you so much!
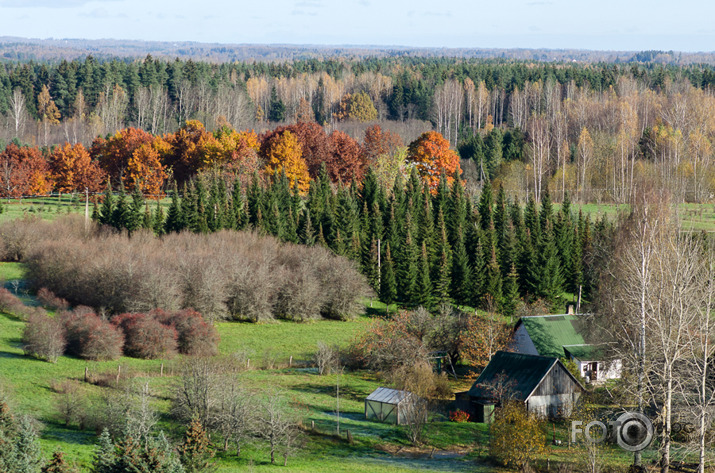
[
  {"left": 490, "top": 401, "right": 547, "bottom": 470},
  {"left": 22, "top": 313, "right": 66, "bottom": 362},
  {"left": 36, "top": 288, "right": 70, "bottom": 311},
  {"left": 112, "top": 312, "right": 178, "bottom": 359},
  {"left": 61, "top": 310, "right": 124, "bottom": 361},
  {"left": 0, "top": 287, "right": 46, "bottom": 320},
  {"left": 152, "top": 309, "right": 219, "bottom": 357},
  {"left": 449, "top": 410, "right": 470, "bottom": 423}
]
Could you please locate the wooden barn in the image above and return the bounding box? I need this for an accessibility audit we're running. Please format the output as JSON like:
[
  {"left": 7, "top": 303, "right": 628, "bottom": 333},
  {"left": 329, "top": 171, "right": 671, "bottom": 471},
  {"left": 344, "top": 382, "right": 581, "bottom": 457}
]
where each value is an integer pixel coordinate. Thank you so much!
[
  {"left": 364, "top": 387, "right": 426, "bottom": 425},
  {"left": 455, "top": 351, "right": 584, "bottom": 422}
]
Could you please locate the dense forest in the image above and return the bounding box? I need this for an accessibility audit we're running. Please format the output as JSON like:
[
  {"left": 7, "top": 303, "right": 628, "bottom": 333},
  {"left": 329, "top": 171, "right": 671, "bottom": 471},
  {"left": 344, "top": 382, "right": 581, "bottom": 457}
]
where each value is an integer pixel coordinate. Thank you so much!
[{"left": 2, "top": 55, "right": 715, "bottom": 204}]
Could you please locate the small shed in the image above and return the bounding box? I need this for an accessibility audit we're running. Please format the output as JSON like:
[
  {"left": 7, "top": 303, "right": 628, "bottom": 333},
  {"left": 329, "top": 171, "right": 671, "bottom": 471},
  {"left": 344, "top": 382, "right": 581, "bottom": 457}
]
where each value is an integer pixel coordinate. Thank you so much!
[
  {"left": 456, "top": 351, "right": 585, "bottom": 420},
  {"left": 364, "top": 387, "right": 425, "bottom": 425}
]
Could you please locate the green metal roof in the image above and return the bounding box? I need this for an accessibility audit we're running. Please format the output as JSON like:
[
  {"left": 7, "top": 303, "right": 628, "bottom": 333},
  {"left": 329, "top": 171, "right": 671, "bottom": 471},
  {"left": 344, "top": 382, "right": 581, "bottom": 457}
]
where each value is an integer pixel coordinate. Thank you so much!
[
  {"left": 468, "top": 351, "right": 559, "bottom": 401},
  {"left": 519, "top": 314, "right": 587, "bottom": 358},
  {"left": 563, "top": 344, "right": 603, "bottom": 361}
]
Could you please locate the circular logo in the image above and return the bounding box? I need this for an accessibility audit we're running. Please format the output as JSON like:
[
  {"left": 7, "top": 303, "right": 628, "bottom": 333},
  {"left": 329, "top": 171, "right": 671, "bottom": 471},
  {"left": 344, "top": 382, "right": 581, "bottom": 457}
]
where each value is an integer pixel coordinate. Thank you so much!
[{"left": 615, "top": 412, "right": 653, "bottom": 452}]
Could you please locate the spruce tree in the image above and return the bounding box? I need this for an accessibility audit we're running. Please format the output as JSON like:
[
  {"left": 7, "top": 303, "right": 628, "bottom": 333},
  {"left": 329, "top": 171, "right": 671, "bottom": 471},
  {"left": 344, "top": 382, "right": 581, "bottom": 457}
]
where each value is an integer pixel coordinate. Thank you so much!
[
  {"left": 539, "top": 187, "right": 553, "bottom": 234},
  {"left": 450, "top": 225, "right": 472, "bottom": 306},
  {"left": 477, "top": 178, "right": 494, "bottom": 231},
  {"left": 379, "top": 243, "right": 397, "bottom": 308},
  {"left": 493, "top": 184, "right": 507, "bottom": 251},
  {"left": 432, "top": 210, "right": 452, "bottom": 306},
  {"left": 502, "top": 263, "right": 521, "bottom": 320},
  {"left": 127, "top": 185, "right": 145, "bottom": 233},
  {"left": 179, "top": 417, "right": 214, "bottom": 473},
  {"left": 397, "top": 229, "right": 418, "bottom": 304},
  {"left": 247, "top": 172, "right": 263, "bottom": 228},
  {"left": 416, "top": 242, "right": 434, "bottom": 309},
  {"left": 298, "top": 209, "right": 316, "bottom": 246},
  {"left": 153, "top": 202, "right": 165, "bottom": 236},
  {"left": 110, "top": 186, "right": 131, "bottom": 231},
  {"left": 483, "top": 244, "right": 503, "bottom": 311},
  {"left": 361, "top": 236, "right": 380, "bottom": 293},
  {"left": 164, "top": 185, "right": 184, "bottom": 234},
  {"left": 98, "top": 180, "right": 114, "bottom": 226},
  {"left": 12, "top": 416, "right": 42, "bottom": 473}
]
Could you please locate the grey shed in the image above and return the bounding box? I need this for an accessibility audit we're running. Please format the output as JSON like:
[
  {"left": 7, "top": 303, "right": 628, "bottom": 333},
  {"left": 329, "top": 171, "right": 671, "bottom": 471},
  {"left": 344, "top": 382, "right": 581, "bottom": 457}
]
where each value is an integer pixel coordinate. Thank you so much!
[{"left": 364, "top": 387, "right": 425, "bottom": 425}]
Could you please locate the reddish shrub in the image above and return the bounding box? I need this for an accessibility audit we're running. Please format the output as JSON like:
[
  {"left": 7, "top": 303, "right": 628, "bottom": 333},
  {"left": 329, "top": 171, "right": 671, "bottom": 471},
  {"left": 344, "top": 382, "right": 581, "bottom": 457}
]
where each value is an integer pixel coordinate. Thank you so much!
[
  {"left": 22, "top": 312, "right": 66, "bottom": 362},
  {"left": 150, "top": 308, "right": 219, "bottom": 356},
  {"left": 36, "top": 288, "right": 70, "bottom": 311},
  {"left": 449, "top": 410, "right": 470, "bottom": 423},
  {"left": 61, "top": 310, "right": 124, "bottom": 361},
  {"left": 112, "top": 312, "right": 178, "bottom": 359}
]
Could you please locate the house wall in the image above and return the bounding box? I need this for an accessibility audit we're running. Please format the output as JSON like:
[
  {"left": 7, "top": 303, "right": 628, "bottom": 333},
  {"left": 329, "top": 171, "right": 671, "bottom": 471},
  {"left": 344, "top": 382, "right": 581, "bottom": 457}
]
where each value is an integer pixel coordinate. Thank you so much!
[
  {"left": 576, "top": 359, "right": 622, "bottom": 382},
  {"left": 528, "top": 362, "right": 583, "bottom": 417},
  {"left": 510, "top": 324, "right": 539, "bottom": 355}
]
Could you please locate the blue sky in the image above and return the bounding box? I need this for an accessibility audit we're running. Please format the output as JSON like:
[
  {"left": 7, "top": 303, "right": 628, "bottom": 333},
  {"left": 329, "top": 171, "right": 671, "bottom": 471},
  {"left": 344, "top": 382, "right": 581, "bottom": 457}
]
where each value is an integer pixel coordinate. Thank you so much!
[{"left": 0, "top": 0, "right": 713, "bottom": 52}]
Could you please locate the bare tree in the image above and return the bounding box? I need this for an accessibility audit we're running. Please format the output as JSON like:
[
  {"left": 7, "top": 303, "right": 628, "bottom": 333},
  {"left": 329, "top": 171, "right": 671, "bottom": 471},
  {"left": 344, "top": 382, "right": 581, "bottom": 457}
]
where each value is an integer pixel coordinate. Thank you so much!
[
  {"left": 9, "top": 88, "right": 27, "bottom": 138},
  {"left": 255, "top": 391, "right": 300, "bottom": 466},
  {"left": 314, "top": 341, "right": 338, "bottom": 376},
  {"left": 215, "top": 380, "right": 255, "bottom": 456}
]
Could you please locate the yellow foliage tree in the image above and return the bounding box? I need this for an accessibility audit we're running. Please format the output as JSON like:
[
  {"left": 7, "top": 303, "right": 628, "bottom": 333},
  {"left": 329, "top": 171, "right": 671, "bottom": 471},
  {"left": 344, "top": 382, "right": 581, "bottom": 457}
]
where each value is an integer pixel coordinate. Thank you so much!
[
  {"left": 262, "top": 130, "right": 310, "bottom": 194},
  {"left": 406, "top": 131, "right": 462, "bottom": 190},
  {"left": 489, "top": 401, "right": 547, "bottom": 470},
  {"left": 126, "top": 139, "right": 168, "bottom": 196}
]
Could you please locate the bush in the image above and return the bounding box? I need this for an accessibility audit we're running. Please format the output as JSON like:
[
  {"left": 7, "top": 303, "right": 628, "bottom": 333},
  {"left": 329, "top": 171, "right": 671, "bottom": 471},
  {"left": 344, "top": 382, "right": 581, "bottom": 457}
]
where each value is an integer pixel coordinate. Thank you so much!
[
  {"left": 22, "top": 313, "right": 66, "bottom": 362},
  {"left": 112, "top": 313, "right": 178, "bottom": 359},
  {"left": 0, "top": 287, "right": 46, "bottom": 320},
  {"left": 61, "top": 310, "right": 124, "bottom": 361},
  {"left": 36, "top": 288, "right": 70, "bottom": 311},
  {"left": 151, "top": 309, "right": 219, "bottom": 357},
  {"left": 449, "top": 410, "right": 470, "bottom": 423}
]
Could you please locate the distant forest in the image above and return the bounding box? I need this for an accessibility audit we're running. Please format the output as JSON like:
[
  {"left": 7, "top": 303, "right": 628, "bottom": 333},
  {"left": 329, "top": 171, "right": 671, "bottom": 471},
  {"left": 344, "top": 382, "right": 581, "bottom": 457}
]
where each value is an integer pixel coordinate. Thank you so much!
[{"left": 2, "top": 52, "right": 715, "bottom": 203}]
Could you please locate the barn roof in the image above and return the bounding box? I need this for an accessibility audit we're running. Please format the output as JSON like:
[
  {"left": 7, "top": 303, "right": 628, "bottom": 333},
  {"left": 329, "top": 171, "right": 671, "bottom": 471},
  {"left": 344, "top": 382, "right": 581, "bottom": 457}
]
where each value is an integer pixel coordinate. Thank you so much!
[
  {"left": 468, "top": 351, "right": 583, "bottom": 401},
  {"left": 517, "top": 314, "right": 587, "bottom": 358},
  {"left": 365, "top": 387, "right": 412, "bottom": 405}
]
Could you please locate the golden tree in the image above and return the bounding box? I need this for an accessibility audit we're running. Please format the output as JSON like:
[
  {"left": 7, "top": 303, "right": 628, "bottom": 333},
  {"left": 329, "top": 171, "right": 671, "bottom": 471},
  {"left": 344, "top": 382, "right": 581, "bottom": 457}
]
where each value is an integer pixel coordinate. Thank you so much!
[
  {"left": 490, "top": 401, "right": 547, "bottom": 470},
  {"left": 262, "top": 130, "right": 310, "bottom": 194},
  {"left": 406, "top": 131, "right": 461, "bottom": 190},
  {"left": 49, "top": 142, "right": 105, "bottom": 194}
]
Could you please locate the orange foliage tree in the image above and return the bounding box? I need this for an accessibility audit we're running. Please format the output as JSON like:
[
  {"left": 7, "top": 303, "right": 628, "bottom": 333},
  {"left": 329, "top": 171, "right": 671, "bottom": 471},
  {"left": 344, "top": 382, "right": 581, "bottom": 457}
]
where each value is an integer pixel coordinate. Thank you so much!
[
  {"left": 458, "top": 310, "right": 511, "bottom": 371},
  {"left": 49, "top": 142, "right": 106, "bottom": 194},
  {"left": 327, "top": 130, "right": 365, "bottom": 183},
  {"left": 162, "top": 120, "right": 216, "bottom": 184},
  {"left": 406, "top": 131, "right": 462, "bottom": 189},
  {"left": 0, "top": 144, "right": 52, "bottom": 197},
  {"left": 90, "top": 127, "right": 154, "bottom": 188},
  {"left": 261, "top": 122, "right": 332, "bottom": 178},
  {"left": 205, "top": 127, "right": 261, "bottom": 176},
  {"left": 126, "top": 139, "right": 168, "bottom": 196},
  {"left": 261, "top": 130, "right": 310, "bottom": 194}
]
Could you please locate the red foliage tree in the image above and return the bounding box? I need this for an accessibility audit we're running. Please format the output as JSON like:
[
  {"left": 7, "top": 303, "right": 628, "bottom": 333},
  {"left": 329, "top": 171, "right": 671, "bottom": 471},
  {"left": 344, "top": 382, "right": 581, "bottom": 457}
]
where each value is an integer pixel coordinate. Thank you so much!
[
  {"left": 327, "top": 130, "right": 365, "bottom": 183},
  {"left": 49, "top": 142, "right": 105, "bottom": 194},
  {"left": 363, "top": 124, "right": 403, "bottom": 162},
  {"left": 0, "top": 144, "right": 52, "bottom": 198},
  {"left": 261, "top": 122, "right": 332, "bottom": 179},
  {"left": 150, "top": 308, "right": 219, "bottom": 356},
  {"left": 162, "top": 120, "right": 217, "bottom": 184}
]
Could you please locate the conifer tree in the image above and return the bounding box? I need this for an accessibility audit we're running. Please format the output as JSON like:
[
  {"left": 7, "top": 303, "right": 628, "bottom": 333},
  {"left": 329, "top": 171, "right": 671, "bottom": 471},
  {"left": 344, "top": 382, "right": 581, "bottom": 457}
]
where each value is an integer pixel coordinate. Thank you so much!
[
  {"left": 179, "top": 417, "right": 214, "bottom": 473},
  {"left": 502, "top": 263, "right": 521, "bottom": 319},
  {"left": 298, "top": 209, "right": 316, "bottom": 246},
  {"left": 432, "top": 172, "right": 449, "bottom": 219},
  {"left": 432, "top": 210, "right": 452, "bottom": 305},
  {"left": 483, "top": 244, "right": 503, "bottom": 310},
  {"left": 493, "top": 184, "right": 507, "bottom": 250},
  {"left": 450, "top": 225, "right": 472, "bottom": 305},
  {"left": 91, "top": 201, "right": 100, "bottom": 223},
  {"left": 90, "top": 429, "right": 116, "bottom": 473},
  {"left": 247, "top": 172, "right": 263, "bottom": 228},
  {"left": 531, "top": 220, "right": 565, "bottom": 311},
  {"left": 379, "top": 243, "right": 397, "bottom": 308},
  {"left": 12, "top": 416, "right": 42, "bottom": 473},
  {"left": 98, "top": 180, "right": 114, "bottom": 226},
  {"left": 477, "top": 179, "right": 493, "bottom": 231},
  {"left": 539, "top": 187, "right": 553, "bottom": 234},
  {"left": 447, "top": 175, "right": 467, "bottom": 245},
  {"left": 416, "top": 242, "right": 434, "bottom": 309},
  {"left": 164, "top": 185, "right": 184, "bottom": 233},
  {"left": 127, "top": 185, "right": 145, "bottom": 233},
  {"left": 469, "top": 239, "right": 486, "bottom": 308},
  {"left": 153, "top": 202, "right": 165, "bottom": 236},
  {"left": 110, "top": 186, "right": 131, "bottom": 231},
  {"left": 524, "top": 194, "right": 539, "bottom": 241},
  {"left": 569, "top": 226, "right": 584, "bottom": 295},
  {"left": 397, "top": 228, "right": 418, "bottom": 304}
]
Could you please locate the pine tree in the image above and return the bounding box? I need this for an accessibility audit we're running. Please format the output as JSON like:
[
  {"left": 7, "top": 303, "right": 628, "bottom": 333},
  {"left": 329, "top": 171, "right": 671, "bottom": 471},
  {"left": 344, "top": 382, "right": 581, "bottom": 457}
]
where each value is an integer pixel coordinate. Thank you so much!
[
  {"left": 298, "top": 209, "right": 316, "bottom": 246},
  {"left": 531, "top": 221, "right": 565, "bottom": 311},
  {"left": 153, "top": 203, "right": 165, "bottom": 236},
  {"left": 432, "top": 210, "right": 451, "bottom": 306},
  {"left": 90, "top": 428, "right": 116, "bottom": 473},
  {"left": 361, "top": 236, "right": 380, "bottom": 293},
  {"left": 397, "top": 229, "right": 418, "bottom": 304},
  {"left": 164, "top": 185, "right": 184, "bottom": 234},
  {"left": 502, "top": 263, "right": 520, "bottom": 320},
  {"left": 539, "top": 187, "right": 553, "bottom": 234},
  {"left": 179, "top": 417, "right": 214, "bottom": 473},
  {"left": 483, "top": 244, "right": 502, "bottom": 311},
  {"left": 127, "top": 185, "right": 145, "bottom": 233},
  {"left": 493, "top": 184, "right": 507, "bottom": 251},
  {"left": 379, "top": 243, "right": 397, "bottom": 308},
  {"left": 477, "top": 179, "right": 493, "bottom": 231},
  {"left": 42, "top": 450, "right": 72, "bottom": 473},
  {"left": 110, "top": 185, "right": 130, "bottom": 231}
]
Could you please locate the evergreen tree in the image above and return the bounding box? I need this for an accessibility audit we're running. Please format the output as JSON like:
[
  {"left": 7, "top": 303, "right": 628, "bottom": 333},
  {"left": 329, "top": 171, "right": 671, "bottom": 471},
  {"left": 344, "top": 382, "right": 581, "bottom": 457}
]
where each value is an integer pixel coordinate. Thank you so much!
[
  {"left": 450, "top": 225, "right": 472, "bottom": 306},
  {"left": 110, "top": 186, "right": 131, "bottom": 231},
  {"left": 91, "top": 201, "right": 100, "bottom": 223},
  {"left": 477, "top": 179, "right": 493, "bottom": 231},
  {"left": 98, "top": 180, "right": 114, "bottom": 226},
  {"left": 247, "top": 172, "right": 263, "bottom": 228},
  {"left": 502, "top": 263, "right": 521, "bottom": 320},
  {"left": 483, "top": 244, "right": 503, "bottom": 311},
  {"left": 569, "top": 226, "right": 584, "bottom": 295},
  {"left": 432, "top": 210, "right": 452, "bottom": 306},
  {"left": 493, "top": 185, "right": 507, "bottom": 251},
  {"left": 268, "top": 86, "right": 285, "bottom": 122},
  {"left": 416, "top": 242, "right": 434, "bottom": 309},
  {"left": 447, "top": 175, "right": 467, "bottom": 245},
  {"left": 127, "top": 185, "right": 145, "bottom": 233},
  {"left": 12, "top": 416, "right": 43, "bottom": 473},
  {"left": 469, "top": 239, "right": 486, "bottom": 308},
  {"left": 397, "top": 229, "right": 418, "bottom": 304},
  {"left": 90, "top": 428, "right": 116, "bottom": 473},
  {"left": 379, "top": 243, "right": 397, "bottom": 308},
  {"left": 178, "top": 417, "right": 213, "bottom": 473},
  {"left": 164, "top": 185, "right": 185, "bottom": 234},
  {"left": 361, "top": 236, "right": 380, "bottom": 293},
  {"left": 298, "top": 209, "right": 316, "bottom": 246},
  {"left": 539, "top": 187, "right": 553, "bottom": 234},
  {"left": 531, "top": 221, "right": 565, "bottom": 311},
  {"left": 153, "top": 202, "right": 165, "bottom": 236}
]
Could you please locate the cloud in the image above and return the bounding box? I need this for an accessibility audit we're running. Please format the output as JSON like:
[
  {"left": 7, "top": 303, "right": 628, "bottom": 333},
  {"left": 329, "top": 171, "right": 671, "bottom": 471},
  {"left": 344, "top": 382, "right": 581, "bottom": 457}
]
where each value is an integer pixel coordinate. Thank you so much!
[{"left": 0, "top": 0, "right": 118, "bottom": 7}]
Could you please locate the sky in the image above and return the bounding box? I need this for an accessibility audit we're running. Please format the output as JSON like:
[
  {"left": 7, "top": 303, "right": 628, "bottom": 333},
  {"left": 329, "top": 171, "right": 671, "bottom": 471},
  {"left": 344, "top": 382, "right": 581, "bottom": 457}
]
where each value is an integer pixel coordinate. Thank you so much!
[{"left": 0, "top": 0, "right": 713, "bottom": 52}]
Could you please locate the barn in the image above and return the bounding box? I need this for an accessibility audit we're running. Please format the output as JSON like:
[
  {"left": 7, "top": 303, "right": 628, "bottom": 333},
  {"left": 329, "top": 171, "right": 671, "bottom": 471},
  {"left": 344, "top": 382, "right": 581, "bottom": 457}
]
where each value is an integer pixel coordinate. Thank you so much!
[
  {"left": 455, "top": 351, "right": 584, "bottom": 421},
  {"left": 364, "top": 387, "right": 426, "bottom": 425}
]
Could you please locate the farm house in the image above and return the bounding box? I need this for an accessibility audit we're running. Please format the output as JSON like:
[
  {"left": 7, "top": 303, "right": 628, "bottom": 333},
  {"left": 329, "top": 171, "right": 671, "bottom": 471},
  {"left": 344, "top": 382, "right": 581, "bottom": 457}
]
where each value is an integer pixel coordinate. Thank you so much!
[{"left": 364, "top": 387, "right": 426, "bottom": 425}]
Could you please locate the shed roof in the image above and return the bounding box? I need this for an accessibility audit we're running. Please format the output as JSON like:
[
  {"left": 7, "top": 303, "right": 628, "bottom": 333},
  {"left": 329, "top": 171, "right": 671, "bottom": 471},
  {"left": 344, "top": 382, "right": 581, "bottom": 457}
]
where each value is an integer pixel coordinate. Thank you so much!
[
  {"left": 563, "top": 344, "right": 601, "bottom": 360},
  {"left": 468, "top": 351, "right": 575, "bottom": 401},
  {"left": 365, "top": 387, "right": 412, "bottom": 405},
  {"left": 517, "top": 314, "right": 587, "bottom": 358}
]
